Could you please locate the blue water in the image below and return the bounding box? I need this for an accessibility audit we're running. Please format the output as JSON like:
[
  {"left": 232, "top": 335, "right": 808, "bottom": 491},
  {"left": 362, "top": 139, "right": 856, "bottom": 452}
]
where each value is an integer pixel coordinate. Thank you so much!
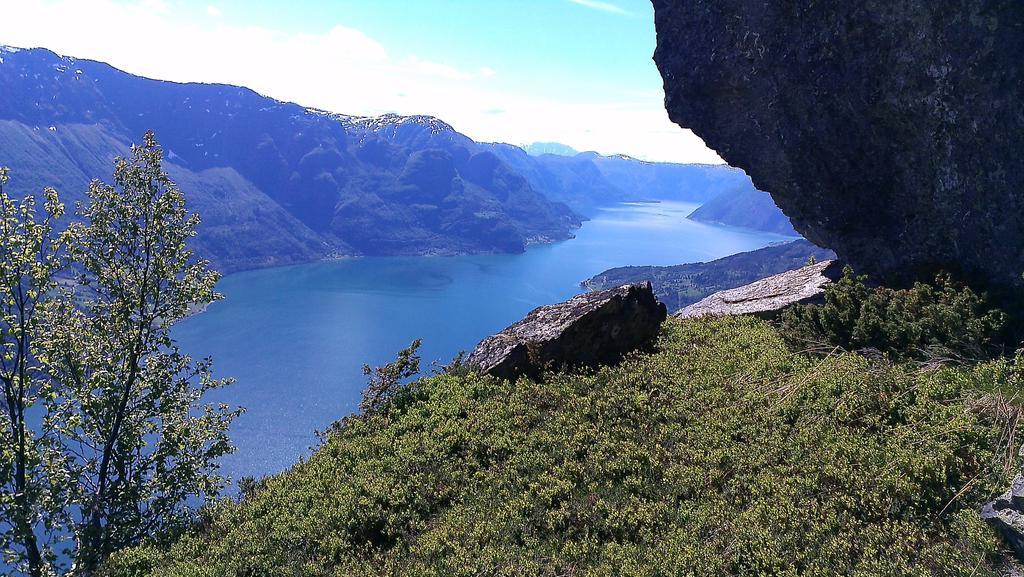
[{"left": 174, "top": 201, "right": 795, "bottom": 482}]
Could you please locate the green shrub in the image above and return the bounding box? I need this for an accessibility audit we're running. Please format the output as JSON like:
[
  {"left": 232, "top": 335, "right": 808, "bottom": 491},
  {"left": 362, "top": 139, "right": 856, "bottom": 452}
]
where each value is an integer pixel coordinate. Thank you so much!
[
  {"left": 779, "top": 267, "right": 1007, "bottom": 362},
  {"left": 102, "top": 316, "right": 1021, "bottom": 576}
]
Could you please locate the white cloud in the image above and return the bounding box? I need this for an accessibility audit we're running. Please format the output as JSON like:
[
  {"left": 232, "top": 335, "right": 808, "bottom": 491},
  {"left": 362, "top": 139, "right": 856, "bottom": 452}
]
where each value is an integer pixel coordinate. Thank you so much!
[
  {"left": 567, "top": 0, "right": 628, "bottom": 16},
  {"left": 205, "top": 5, "right": 221, "bottom": 17},
  {"left": 139, "top": 0, "right": 169, "bottom": 14},
  {"left": 404, "top": 55, "right": 491, "bottom": 81},
  {"left": 0, "top": 0, "right": 722, "bottom": 164}
]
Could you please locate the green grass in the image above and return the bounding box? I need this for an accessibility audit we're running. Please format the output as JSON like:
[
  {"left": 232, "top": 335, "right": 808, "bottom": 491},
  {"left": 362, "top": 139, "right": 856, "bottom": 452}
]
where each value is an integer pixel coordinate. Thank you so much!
[{"left": 104, "top": 316, "right": 1021, "bottom": 576}]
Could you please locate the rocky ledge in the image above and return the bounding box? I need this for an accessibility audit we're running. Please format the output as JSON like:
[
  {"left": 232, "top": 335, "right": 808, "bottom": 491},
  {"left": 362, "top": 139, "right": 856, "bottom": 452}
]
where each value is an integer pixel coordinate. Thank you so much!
[
  {"left": 982, "top": 473, "right": 1024, "bottom": 563},
  {"left": 652, "top": 0, "right": 1024, "bottom": 292},
  {"left": 677, "top": 260, "right": 841, "bottom": 319},
  {"left": 583, "top": 239, "right": 835, "bottom": 314},
  {"left": 468, "top": 282, "right": 667, "bottom": 380}
]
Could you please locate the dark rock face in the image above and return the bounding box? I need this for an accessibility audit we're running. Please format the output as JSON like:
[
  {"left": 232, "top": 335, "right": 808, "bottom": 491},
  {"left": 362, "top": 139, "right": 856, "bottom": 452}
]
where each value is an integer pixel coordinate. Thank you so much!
[
  {"left": 982, "top": 473, "right": 1024, "bottom": 563},
  {"left": 652, "top": 1, "right": 1024, "bottom": 291},
  {"left": 468, "top": 282, "right": 667, "bottom": 380},
  {"left": 677, "top": 260, "right": 841, "bottom": 319}
]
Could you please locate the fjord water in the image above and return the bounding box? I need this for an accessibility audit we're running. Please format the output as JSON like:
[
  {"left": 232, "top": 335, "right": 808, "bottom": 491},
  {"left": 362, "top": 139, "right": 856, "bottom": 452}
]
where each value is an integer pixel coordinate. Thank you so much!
[{"left": 174, "top": 201, "right": 795, "bottom": 482}]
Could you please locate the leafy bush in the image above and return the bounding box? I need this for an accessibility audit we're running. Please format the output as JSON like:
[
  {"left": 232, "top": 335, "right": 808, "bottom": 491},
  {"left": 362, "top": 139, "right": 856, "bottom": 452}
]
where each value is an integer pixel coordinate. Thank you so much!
[
  {"left": 103, "top": 317, "right": 1020, "bottom": 576},
  {"left": 779, "top": 267, "right": 1007, "bottom": 362}
]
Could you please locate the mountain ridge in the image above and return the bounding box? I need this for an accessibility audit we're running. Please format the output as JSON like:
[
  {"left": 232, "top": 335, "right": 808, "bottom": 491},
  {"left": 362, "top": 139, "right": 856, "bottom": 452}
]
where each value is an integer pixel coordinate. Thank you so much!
[{"left": 0, "top": 45, "right": 582, "bottom": 272}]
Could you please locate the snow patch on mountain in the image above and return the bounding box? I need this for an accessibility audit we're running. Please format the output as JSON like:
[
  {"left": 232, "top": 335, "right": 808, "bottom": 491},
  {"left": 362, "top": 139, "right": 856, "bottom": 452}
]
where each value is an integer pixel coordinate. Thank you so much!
[{"left": 335, "top": 112, "right": 456, "bottom": 135}]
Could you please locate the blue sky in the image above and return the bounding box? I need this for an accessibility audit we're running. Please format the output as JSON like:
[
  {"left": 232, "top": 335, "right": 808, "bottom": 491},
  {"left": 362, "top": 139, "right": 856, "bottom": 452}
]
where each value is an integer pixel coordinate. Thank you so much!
[
  {"left": 219, "top": 0, "right": 656, "bottom": 98},
  {"left": 0, "top": 0, "right": 722, "bottom": 163}
]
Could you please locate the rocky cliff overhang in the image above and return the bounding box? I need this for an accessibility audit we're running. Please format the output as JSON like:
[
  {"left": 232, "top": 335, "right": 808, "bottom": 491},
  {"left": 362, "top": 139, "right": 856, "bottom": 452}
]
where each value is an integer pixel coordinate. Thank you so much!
[{"left": 652, "top": 0, "right": 1024, "bottom": 292}]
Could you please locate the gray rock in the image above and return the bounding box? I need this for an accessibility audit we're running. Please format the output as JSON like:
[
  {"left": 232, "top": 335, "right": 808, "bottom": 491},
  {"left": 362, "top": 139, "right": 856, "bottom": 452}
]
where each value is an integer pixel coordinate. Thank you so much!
[
  {"left": 983, "top": 473, "right": 1024, "bottom": 563},
  {"left": 468, "top": 282, "right": 667, "bottom": 380},
  {"left": 652, "top": 0, "right": 1024, "bottom": 293},
  {"left": 677, "top": 260, "right": 840, "bottom": 319}
]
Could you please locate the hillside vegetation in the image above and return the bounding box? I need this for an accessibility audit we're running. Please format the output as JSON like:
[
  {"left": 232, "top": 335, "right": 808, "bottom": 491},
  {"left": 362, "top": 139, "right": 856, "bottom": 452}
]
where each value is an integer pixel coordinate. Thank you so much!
[
  {"left": 105, "top": 316, "right": 1022, "bottom": 576},
  {"left": 780, "top": 268, "right": 1009, "bottom": 363}
]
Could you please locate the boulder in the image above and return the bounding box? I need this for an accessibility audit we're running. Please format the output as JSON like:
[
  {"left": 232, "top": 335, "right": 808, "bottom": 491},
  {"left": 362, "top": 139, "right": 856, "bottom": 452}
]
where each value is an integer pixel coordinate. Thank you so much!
[
  {"left": 677, "top": 260, "right": 840, "bottom": 319},
  {"left": 468, "top": 282, "right": 667, "bottom": 380},
  {"left": 983, "top": 473, "right": 1024, "bottom": 563},
  {"left": 652, "top": 0, "right": 1024, "bottom": 292}
]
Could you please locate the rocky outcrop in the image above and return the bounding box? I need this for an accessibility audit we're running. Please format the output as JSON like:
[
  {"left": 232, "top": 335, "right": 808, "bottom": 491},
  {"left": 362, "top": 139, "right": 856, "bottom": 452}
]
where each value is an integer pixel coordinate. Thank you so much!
[
  {"left": 677, "top": 260, "right": 841, "bottom": 319},
  {"left": 583, "top": 239, "right": 836, "bottom": 313},
  {"left": 468, "top": 282, "right": 667, "bottom": 380},
  {"left": 652, "top": 1, "right": 1024, "bottom": 292},
  {"left": 982, "top": 473, "right": 1024, "bottom": 563}
]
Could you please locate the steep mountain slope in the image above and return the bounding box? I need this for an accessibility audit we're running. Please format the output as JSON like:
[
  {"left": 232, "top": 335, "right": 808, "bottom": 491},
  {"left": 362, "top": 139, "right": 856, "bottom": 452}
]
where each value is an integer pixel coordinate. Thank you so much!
[
  {"left": 0, "top": 118, "right": 331, "bottom": 273},
  {"left": 687, "top": 187, "right": 796, "bottom": 235},
  {"left": 0, "top": 46, "right": 580, "bottom": 271}
]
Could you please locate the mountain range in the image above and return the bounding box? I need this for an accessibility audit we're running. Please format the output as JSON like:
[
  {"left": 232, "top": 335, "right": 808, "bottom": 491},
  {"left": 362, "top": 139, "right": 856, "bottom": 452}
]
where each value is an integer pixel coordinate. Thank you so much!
[{"left": 0, "top": 45, "right": 790, "bottom": 274}]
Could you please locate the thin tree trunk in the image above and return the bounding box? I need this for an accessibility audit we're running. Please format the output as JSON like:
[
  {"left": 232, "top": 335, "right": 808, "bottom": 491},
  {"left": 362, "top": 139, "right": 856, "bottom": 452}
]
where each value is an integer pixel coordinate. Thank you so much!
[
  {"left": 14, "top": 472, "right": 44, "bottom": 577},
  {"left": 5, "top": 286, "right": 45, "bottom": 577},
  {"left": 5, "top": 386, "right": 44, "bottom": 577},
  {"left": 80, "top": 330, "right": 145, "bottom": 574}
]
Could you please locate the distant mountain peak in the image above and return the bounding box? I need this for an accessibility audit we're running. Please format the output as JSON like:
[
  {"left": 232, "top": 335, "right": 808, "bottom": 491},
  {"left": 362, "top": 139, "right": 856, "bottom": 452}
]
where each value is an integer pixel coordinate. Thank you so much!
[
  {"left": 0, "top": 45, "right": 24, "bottom": 66},
  {"left": 0, "top": 45, "right": 74, "bottom": 65},
  {"left": 337, "top": 112, "right": 455, "bottom": 135},
  {"left": 607, "top": 153, "right": 641, "bottom": 162},
  {"left": 523, "top": 142, "right": 579, "bottom": 157}
]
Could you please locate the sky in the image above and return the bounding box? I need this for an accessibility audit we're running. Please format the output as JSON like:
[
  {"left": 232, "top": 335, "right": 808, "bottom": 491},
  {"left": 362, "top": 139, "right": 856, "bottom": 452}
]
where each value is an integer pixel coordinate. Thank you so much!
[{"left": 0, "top": 0, "right": 724, "bottom": 163}]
